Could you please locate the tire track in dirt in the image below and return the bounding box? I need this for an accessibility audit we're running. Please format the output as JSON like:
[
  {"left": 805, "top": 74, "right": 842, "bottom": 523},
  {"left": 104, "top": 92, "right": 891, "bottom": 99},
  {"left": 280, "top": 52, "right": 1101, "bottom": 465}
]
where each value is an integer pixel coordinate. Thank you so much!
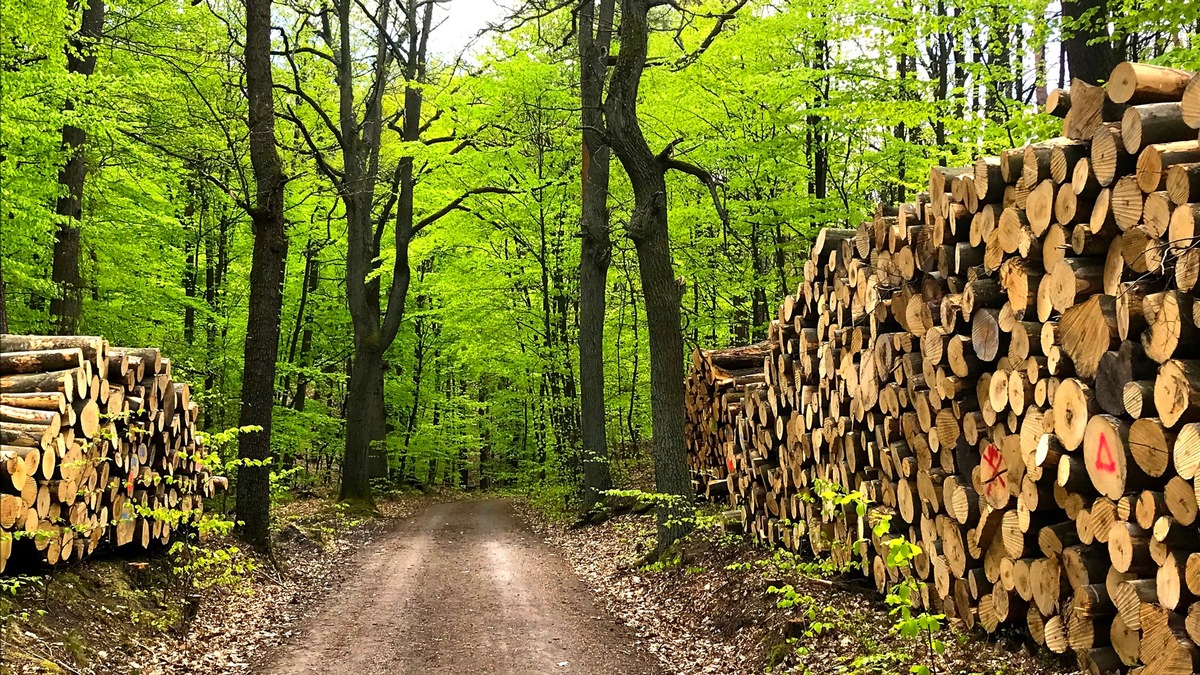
[{"left": 262, "top": 499, "right": 661, "bottom": 675}]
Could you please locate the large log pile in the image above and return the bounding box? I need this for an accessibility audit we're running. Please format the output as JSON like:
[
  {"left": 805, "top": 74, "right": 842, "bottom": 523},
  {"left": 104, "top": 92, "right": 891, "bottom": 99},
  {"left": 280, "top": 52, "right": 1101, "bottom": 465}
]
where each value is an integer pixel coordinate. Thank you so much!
[
  {"left": 0, "top": 334, "right": 222, "bottom": 571},
  {"left": 686, "top": 62, "right": 1200, "bottom": 674}
]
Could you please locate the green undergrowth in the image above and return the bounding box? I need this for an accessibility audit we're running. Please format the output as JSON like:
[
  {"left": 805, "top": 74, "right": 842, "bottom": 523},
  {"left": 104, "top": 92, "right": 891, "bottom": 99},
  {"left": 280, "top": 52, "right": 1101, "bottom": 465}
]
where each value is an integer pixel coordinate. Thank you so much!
[
  {"left": 548, "top": 486, "right": 1070, "bottom": 675},
  {"left": 0, "top": 556, "right": 190, "bottom": 674}
]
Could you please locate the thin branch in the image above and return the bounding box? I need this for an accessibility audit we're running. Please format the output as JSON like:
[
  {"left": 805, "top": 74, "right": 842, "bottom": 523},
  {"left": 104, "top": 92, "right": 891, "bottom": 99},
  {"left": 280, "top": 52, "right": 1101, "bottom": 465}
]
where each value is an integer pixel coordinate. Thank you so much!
[
  {"left": 663, "top": 157, "right": 730, "bottom": 232},
  {"left": 672, "top": 0, "right": 750, "bottom": 70},
  {"left": 413, "top": 186, "right": 519, "bottom": 235}
]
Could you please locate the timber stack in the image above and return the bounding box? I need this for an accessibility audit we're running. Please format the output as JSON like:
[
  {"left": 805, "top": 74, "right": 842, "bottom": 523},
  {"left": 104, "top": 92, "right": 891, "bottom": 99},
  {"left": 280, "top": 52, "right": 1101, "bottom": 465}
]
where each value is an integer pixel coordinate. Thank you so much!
[
  {"left": 0, "top": 334, "right": 223, "bottom": 571},
  {"left": 686, "top": 61, "right": 1200, "bottom": 674}
]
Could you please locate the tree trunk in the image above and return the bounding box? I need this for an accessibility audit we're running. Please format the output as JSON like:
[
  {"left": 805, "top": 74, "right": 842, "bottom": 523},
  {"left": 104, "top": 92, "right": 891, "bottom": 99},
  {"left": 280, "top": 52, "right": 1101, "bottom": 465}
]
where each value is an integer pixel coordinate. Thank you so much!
[
  {"left": 183, "top": 198, "right": 197, "bottom": 345},
  {"left": 281, "top": 242, "right": 313, "bottom": 406},
  {"left": 341, "top": 338, "right": 384, "bottom": 501},
  {"left": 894, "top": 46, "right": 911, "bottom": 203},
  {"left": 605, "top": 0, "right": 694, "bottom": 550},
  {"left": 1061, "top": 0, "right": 1123, "bottom": 85},
  {"left": 236, "top": 0, "right": 289, "bottom": 551},
  {"left": 292, "top": 247, "right": 318, "bottom": 415},
  {"left": 51, "top": 0, "right": 105, "bottom": 335},
  {"left": 367, "top": 356, "right": 388, "bottom": 479},
  {"left": 0, "top": 249, "right": 8, "bottom": 334}
]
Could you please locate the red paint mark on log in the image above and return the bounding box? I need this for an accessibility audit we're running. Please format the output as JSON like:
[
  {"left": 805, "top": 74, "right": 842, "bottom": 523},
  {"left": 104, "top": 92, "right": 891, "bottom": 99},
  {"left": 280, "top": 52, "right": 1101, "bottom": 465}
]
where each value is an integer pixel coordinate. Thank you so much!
[
  {"left": 1095, "top": 432, "right": 1117, "bottom": 473},
  {"left": 982, "top": 443, "right": 1007, "bottom": 493}
]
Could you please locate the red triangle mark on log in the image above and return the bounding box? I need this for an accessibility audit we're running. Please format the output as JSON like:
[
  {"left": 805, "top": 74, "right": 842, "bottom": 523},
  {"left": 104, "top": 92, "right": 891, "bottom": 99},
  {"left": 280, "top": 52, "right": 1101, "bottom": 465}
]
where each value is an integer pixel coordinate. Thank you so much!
[{"left": 1095, "top": 432, "right": 1117, "bottom": 473}]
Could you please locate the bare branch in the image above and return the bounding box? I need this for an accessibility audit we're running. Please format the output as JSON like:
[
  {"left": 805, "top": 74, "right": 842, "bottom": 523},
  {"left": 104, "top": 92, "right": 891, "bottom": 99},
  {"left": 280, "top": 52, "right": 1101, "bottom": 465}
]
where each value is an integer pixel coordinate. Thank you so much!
[
  {"left": 663, "top": 156, "right": 729, "bottom": 232},
  {"left": 672, "top": 0, "right": 750, "bottom": 70},
  {"left": 413, "top": 186, "right": 518, "bottom": 235}
]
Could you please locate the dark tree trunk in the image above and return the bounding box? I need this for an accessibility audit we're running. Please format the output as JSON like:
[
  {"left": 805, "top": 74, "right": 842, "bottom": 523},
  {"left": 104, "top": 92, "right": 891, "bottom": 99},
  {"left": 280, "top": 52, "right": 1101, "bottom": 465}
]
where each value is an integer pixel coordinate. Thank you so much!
[
  {"left": 337, "top": 0, "right": 431, "bottom": 501},
  {"left": 1061, "top": 0, "right": 1123, "bottom": 85},
  {"left": 772, "top": 220, "right": 788, "bottom": 297},
  {"left": 343, "top": 338, "right": 385, "bottom": 500},
  {"left": 952, "top": 4, "right": 966, "bottom": 120},
  {"left": 894, "top": 48, "right": 911, "bottom": 203},
  {"left": 0, "top": 249, "right": 8, "bottom": 333},
  {"left": 236, "top": 0, "right": 289, "bottom": 551},
  {"left": 51, "top": 0, "right": 105, "bottom": 335},
  {"left": 282, "top": 241, "right": 314, "bottom": 406},
  {"left": 478, "top": 381, "right": 492, "bottom": 490},
  {"left": 810, "top": 35, "right": 829, "bottom": 199},
  {"left": 341, "top": 186, "right": 404, "bottom": 500},
  {"left": 605, "top": 0, "right": 693, "bottom": 550},
  {"left": 292, "top": 249, "right": 318, "bottom": 415},
  {"left": 202, "top": 214, "right": 227, "bottom": 430},
  {"left": 931, "top": 0, "right": 949, "bottom": 148},
  {"left": 750, "top": 221, "right": 768, "bottom": 341},
  {"left": 183, "top": 191, "right": 198, "bottom": 345}
]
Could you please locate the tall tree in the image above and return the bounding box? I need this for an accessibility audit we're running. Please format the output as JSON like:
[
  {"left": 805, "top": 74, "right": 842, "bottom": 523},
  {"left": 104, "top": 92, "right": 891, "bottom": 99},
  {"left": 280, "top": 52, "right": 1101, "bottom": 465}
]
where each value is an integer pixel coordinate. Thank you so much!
[
  {"left": 237, "top": 0, "right": 290, "bottom": 549},
  {"left": 604, "top": 0, "right": 740, "bottom": 549},
  {"left": 281, "top": 0, "right": 507, "bottom": 502},
  {"left": 578, "top": 0, "right": 617, "bottom": 508},
  {"left": 0, "top": 251, "right": 7, "bottom": 333},
  {"left": 1061, "top": 0, "right": 1125, "bottom": 84},
  {"left": 50, "top": 0, "right": 105, "bottom": 334}
]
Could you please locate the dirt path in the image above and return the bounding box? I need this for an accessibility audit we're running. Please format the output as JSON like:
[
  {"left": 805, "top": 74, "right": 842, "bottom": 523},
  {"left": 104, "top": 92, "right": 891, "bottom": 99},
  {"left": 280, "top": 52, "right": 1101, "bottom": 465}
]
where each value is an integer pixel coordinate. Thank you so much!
[{"left": 262, "top": 498, "right": 662, "bottom": 675}]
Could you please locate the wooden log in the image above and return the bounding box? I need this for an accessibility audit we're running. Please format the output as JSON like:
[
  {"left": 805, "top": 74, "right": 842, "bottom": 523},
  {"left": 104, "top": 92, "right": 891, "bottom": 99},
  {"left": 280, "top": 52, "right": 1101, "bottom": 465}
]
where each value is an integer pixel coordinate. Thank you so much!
[
  {"left": 0, "top": 335, "right": 106, "bottom": 372},
  {"left": 1138, "top": 141, "right": 1200, "bottom": 193},
  {"left": 1156, "top": 360, "right": 1200, "bottom": 428},
  {"left": 1109, "top": 523, "right": 1155, "bottom": 573},
  {"left": 1096, "top": 342, "right": 1155, "bottom": 417},
  {"left": 1123, "top": 103, "right": 1195, "bottom": 153},
  {"left": 1144, "top": 293, "right": 1200, "bottom": 364},
  {"left": 1129, "top": 417, "right": 1174, "bottom": 477},
  {"left": 1054, "top": 378, "right": 1100, "bottom": 452},
  {"left": 1108, "top": 62, "right": 1193, "bottom": 105},
  {"left": 0, "top": 348, "right": 85, "bottom": 375},
  {"left": 0, "top": 370, "right": 75, "bottom": 400},
  {"left": 1046, "top": 89, "right": 1072, "bottom": 118},
  {"left": 1168, "top": 163, "right": 1200, "bottom": 205},
  {"left": 1065, "top": 79, "right": 1126, "bottom": 141},
  {"left": 1092, "top": 124, "right": 1135, "bottom": 187},
  {"left": 1059, "top": 295, "right": 1119, "bottom": 379},
  {"left": 1111, "top": 175, "right": 1144, "bottom": 230}
]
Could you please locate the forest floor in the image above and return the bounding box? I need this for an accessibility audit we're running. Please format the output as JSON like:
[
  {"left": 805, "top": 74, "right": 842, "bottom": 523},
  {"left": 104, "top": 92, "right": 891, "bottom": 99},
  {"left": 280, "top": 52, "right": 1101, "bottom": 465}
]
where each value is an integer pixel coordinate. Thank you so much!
[
  {"left": 519, "top": 503, "right": 1084, "bottom": 675},
  {"left": 2, "top": 493, "right": 1088, "bottom": 675},
  {"left": 1, "top": 494, "right": 432, "bottom": 674},
  {"left": 262, "top": 497, "right": 661, "bottom": 675}
]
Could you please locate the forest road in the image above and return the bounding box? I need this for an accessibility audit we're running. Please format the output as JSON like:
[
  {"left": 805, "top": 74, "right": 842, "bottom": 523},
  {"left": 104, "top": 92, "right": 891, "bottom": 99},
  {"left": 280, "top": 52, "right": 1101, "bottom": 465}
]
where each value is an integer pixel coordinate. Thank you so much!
[{"left": 262, "top": 498, "right": 663, "bottom": 675}]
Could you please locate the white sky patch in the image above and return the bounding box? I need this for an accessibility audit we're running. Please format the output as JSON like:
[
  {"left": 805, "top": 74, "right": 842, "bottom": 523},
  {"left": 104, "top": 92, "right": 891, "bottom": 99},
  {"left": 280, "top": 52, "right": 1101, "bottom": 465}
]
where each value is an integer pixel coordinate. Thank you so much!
[{"left": 427, "top": 0, "right": 514, "bottom": 59}]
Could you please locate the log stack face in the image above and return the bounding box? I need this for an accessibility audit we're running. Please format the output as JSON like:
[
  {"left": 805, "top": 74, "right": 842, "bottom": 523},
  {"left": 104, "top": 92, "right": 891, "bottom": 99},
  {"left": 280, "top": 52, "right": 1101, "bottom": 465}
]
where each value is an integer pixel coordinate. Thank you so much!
[
  {"left": 0, "top": 334, "right": 222, "bottom": 570},
  {"left": 686, "top": 61, "right": 1200, "bottom": 674}
]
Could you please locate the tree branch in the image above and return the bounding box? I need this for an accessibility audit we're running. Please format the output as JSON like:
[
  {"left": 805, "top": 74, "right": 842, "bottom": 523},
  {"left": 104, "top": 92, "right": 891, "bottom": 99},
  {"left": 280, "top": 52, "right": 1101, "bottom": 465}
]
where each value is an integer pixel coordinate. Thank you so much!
[
  {"left": 664, "top": 157, "right": 729, "bottom": 232},
  {"left": 413, "top": 186, "right": 518, "bottom": 236},
  {"left": 672, "top": 0, "right": 749, "bottom": 70}
]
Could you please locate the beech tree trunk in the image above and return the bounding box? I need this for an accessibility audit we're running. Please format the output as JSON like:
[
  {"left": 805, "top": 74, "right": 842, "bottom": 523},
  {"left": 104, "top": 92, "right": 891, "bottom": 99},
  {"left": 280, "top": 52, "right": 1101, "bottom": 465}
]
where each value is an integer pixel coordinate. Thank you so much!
[
  {"left": 605, "top": 0, "right": 693, "bottom": 550},
  {"left": 342, "top": 337, "right": 386, "bottom": 501},
  {"left": 336, "top": 0, "right": 429, "bottom": 501},
  {"left": 236, "top": 0, "right": 289, "bottom": 550},
  {"left": 0, "top": 252, "right": 8, "bottom": 333},
  {"left": 51, "top": 0, "right": 105, "bottom": 335},
  {"left": 1061, "top": 0, "right": 1123, "bottom": 85},
  {"left": 292, "top": 247, "right": 318, "bottom": 415},
  {"left": 578, "top": 0, "right": 616, "bottom": 508}
]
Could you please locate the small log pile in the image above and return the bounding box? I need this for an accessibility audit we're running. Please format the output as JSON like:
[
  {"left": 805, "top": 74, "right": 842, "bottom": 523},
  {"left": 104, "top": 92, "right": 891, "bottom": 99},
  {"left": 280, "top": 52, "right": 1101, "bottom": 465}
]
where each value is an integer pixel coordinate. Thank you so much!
[
  {"left": 1, "top": 334, "right": 223, "bottom": 571},
  {"left": 687, "top": 61, "right": 1200, "bottom": 674}
]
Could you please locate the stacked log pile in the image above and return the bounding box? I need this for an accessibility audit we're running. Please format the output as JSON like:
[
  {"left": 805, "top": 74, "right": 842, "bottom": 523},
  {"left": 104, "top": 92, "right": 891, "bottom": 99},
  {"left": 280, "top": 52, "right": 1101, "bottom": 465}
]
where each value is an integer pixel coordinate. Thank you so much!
[
  {"left": 686, "top": 61, "right": 1200, "bottom": 674},
  {"left": 0, "top": 334, "right": 223, "bottom": 571}
]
